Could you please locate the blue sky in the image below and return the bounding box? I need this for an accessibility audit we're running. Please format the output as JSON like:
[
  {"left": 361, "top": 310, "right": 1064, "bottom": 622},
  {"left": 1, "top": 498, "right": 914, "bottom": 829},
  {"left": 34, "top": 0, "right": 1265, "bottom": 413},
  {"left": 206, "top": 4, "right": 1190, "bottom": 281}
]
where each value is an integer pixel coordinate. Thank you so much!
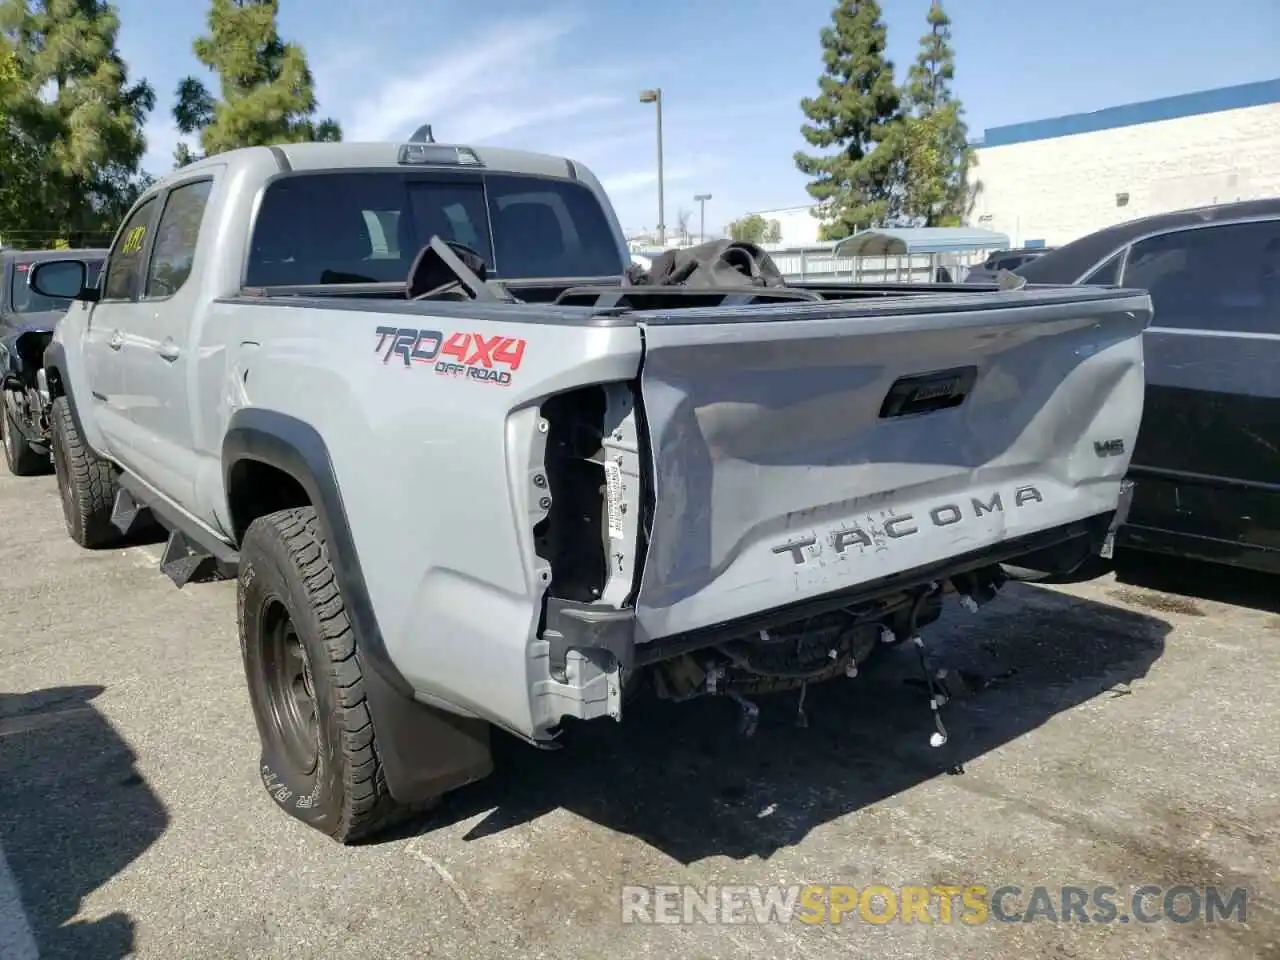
[{"left": 114, "top": 0, "right": 1280, "bottom": 236}]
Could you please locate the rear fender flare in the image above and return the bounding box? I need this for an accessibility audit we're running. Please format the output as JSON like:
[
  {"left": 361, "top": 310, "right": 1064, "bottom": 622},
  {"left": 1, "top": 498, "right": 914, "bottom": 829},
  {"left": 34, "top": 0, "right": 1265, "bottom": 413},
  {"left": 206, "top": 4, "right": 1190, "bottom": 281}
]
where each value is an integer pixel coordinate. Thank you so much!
[{"left": 222, "top": 408, "right": 492, "bottom": 804}]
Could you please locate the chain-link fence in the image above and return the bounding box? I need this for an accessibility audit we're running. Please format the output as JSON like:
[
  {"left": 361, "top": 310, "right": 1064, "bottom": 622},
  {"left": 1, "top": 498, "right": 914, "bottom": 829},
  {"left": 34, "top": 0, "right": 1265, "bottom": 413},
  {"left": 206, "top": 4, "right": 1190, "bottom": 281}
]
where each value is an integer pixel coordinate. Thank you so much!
[{"left": 0, "top": 228, "right": 115, "bottom": 252}]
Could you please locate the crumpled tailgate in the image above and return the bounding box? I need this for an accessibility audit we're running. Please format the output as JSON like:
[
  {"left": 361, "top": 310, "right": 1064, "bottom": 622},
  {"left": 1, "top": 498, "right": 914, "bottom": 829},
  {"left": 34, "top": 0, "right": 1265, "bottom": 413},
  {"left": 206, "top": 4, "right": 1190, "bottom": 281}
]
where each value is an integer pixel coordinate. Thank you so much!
[{"left": 630, "top": 288, "right": 1151, "bottom": 641}]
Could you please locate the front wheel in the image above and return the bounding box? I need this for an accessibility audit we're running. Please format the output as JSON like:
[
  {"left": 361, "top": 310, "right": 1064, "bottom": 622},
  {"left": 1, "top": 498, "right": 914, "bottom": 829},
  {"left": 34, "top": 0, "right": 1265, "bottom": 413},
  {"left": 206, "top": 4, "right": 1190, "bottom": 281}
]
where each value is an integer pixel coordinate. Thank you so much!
[
  {"left": 1, "top": 399, "right": 48, "bottom": 476},
  {"left": 238, "top": 506, "right": 417, "bottom": 843},
  {"left": 49, "top": 395, "right": 119, "bottom": 546}
]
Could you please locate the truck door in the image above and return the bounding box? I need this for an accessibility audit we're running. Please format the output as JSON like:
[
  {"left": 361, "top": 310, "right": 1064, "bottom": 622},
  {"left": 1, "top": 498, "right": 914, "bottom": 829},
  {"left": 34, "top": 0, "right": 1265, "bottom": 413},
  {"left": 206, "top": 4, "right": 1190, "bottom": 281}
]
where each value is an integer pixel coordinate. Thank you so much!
[
  {"left": 1119, "top": 217, "right": 1280, "bottom": 560},
  {"left": 115, "top": 176, "right": 216, "bottom": 507},
  {"left": 84, "top": 194, "right": 162, "bottom": 462}
]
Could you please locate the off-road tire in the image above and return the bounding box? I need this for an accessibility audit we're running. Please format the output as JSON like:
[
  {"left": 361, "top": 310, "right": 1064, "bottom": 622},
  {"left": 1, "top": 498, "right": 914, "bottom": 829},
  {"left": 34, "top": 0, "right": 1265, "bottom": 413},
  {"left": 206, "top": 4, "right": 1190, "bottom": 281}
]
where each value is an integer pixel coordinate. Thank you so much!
[
  {"left": 239, "top": 506, "right": 418, "bottom": 843},
  {"left": 1, "top": 401, "right": 49, "bottom": 476},
  {"left": 49, "top": 395, "right": 119, "bottom": 547}
]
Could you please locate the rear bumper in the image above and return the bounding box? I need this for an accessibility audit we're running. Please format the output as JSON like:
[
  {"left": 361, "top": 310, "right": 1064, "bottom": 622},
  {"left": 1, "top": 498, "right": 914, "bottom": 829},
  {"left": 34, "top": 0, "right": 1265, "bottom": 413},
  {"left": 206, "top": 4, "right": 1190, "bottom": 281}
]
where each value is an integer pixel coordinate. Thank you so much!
[{"left": 540, "top": 509, "right": 1120, "bottom": 678}]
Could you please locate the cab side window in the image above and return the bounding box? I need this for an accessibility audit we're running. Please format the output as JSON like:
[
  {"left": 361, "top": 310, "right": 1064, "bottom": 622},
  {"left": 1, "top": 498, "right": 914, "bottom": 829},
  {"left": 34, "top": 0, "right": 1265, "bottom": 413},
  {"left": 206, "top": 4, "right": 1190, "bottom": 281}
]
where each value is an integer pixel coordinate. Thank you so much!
[
  {"left": 1124, "top": 220, "right": 1280, "bottom": 334},
  {"left": 102, "top": 197, "right": 159, "bottom": 302},
  {"left": 147, "top": 180, "right": 214, "bottom": 298},
  {"left": 1081, "top": 251, "right": 1124, "bottom": 285}
]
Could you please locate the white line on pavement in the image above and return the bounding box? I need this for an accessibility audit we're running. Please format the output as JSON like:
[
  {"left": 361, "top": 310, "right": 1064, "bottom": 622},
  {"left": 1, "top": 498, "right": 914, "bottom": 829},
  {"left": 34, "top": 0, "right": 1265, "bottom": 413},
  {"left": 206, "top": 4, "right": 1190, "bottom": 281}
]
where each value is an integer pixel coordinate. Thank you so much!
[{"left": 0, "top": 839, "right": 39, "bottom": 960}]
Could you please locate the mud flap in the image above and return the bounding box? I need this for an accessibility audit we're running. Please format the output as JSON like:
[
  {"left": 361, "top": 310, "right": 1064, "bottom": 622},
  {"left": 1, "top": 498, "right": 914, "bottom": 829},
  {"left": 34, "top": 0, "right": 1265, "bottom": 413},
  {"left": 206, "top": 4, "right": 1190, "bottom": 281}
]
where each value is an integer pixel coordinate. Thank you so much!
[{"left": 362, "top": 662, "right": 494, "bottom": 805}]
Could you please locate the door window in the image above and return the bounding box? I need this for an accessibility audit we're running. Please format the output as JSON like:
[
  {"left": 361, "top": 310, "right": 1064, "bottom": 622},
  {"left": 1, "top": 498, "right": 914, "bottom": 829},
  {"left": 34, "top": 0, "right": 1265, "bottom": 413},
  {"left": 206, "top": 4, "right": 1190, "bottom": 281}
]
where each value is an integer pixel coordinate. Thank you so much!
[
  {"left": 146, "top": 179, "right": 214, "bottom": 298},
  {"left": 102, "top": 197, "right": 159, "bottom": 301},
  {"left": 1123, "top": 220, "right": 1280, "bottom": 333}
]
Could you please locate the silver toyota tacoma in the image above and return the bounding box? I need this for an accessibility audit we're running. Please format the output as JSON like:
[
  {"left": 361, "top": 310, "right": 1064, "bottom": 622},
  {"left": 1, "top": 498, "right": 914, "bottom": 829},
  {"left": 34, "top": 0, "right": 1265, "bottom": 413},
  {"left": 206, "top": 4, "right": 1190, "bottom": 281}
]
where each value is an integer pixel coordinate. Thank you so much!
[{"left": 31, "top": 138, "right": 1149, "bottom": 842}]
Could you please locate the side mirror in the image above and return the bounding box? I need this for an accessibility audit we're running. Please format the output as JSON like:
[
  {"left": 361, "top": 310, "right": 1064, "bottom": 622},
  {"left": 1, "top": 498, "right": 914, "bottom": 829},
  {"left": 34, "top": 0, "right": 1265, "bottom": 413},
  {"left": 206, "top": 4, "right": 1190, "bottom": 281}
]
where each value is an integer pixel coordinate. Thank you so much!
[{"left": 28, "top": 259, "right": 99, "bottom": 303}]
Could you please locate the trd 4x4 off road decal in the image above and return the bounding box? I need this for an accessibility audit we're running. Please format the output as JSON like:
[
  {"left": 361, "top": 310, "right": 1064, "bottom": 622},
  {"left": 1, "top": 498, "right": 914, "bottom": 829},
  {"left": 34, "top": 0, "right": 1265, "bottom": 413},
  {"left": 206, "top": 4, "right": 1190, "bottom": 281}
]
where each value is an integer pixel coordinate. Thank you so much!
[{"left": 374, "top": 326, "right": 526, "bottom": 386}]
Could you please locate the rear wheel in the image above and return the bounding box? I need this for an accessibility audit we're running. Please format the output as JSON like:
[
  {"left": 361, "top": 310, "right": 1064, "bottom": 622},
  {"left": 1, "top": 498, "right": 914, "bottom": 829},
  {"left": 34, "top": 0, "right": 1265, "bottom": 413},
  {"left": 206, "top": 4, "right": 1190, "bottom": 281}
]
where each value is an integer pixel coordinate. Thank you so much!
[
  {"left": 49, "top": 395, "right": 119, "bottom": 547},
  {"left": 239, "top": 506, "right": 418, "bottom": 843},
  {"left": 1, "top": 400, "right": 48, "bottom": 476}
]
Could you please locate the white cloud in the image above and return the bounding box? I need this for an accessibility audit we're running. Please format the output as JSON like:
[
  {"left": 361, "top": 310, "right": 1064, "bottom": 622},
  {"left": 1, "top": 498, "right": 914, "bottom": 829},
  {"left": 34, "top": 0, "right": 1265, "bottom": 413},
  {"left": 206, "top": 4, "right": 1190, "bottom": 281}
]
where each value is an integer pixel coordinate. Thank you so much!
[
  {"left": 141, "top": 121, "right": 189, "bottom": 177},
  {"left": 601, "top": 166, "right": 697, "bottom": 195},
  {"left": 450, "top": 94, "right": 624, "bottom": 145},
  {"left": 340, "top": 11, "right": 600, "bottom": 144}
]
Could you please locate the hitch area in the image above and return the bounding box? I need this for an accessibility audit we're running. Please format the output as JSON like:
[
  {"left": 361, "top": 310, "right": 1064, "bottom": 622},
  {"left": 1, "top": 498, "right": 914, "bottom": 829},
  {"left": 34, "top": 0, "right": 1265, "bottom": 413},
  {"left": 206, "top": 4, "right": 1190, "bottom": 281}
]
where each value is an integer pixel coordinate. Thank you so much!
[{"left": 649, "top": 564, "right": 1008, "bottom": 747}]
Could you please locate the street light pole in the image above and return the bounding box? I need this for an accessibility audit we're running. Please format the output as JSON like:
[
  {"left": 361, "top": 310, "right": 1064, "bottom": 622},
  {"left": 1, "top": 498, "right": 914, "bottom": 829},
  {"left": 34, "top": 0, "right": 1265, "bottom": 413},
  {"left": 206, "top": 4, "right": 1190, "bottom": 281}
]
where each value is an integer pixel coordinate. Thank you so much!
[
  {"left": 639, "top": 88, "right": 665, "bottom": 245},
  {"left": 694, "top": 193, "right": 711, "bottom": 243}
]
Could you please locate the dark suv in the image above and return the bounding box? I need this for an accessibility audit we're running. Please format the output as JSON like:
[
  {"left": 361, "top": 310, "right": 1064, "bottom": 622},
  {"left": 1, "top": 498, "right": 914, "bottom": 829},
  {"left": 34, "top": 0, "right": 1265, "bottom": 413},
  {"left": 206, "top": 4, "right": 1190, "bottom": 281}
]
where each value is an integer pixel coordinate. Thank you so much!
[
  {"left": 963, "top": 246, "right": 1056, "bottom": 283},
  {"left": 1, "top": 248, "right": 106, "bottom": 474},
  {"left": 1014, "top": 198, "right": 1280, "bottom": 576}
]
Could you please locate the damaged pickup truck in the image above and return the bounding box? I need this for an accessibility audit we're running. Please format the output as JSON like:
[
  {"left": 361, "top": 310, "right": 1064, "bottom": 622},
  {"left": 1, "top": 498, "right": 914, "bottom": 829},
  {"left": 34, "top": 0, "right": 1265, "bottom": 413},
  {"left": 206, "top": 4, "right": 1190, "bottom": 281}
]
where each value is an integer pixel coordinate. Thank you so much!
[{"left": 32, "top": 137, "right": 1149, "bottom": 842}]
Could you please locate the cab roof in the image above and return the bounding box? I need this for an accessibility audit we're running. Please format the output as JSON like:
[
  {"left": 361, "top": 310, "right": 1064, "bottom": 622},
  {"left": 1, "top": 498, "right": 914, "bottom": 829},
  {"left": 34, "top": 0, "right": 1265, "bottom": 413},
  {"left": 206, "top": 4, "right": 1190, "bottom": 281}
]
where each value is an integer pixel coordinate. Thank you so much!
[{"left": 166, "top": 141, "right": 582, "bottom": 181}]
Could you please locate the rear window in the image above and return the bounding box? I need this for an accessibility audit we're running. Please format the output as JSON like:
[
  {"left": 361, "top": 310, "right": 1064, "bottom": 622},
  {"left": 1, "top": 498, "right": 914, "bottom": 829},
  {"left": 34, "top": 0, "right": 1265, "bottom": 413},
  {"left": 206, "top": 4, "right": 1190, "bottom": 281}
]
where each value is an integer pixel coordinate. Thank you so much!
[
  {"left": 245, "top": 172, "right": 625, "bottom": 287},
  {"left": 9, "top": 258, "right": 103, "bottom": 313}
]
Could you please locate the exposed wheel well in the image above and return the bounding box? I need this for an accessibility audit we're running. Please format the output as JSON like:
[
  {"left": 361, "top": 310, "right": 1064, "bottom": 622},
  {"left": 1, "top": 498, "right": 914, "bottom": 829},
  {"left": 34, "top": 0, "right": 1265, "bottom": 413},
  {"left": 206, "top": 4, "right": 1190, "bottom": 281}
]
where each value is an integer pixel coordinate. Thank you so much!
[
  {"left": 44, "top": 365, "right": 64, "bottom": 398},
  {"left": 227, "top": 459, "right": 311, "bottom": 544}
]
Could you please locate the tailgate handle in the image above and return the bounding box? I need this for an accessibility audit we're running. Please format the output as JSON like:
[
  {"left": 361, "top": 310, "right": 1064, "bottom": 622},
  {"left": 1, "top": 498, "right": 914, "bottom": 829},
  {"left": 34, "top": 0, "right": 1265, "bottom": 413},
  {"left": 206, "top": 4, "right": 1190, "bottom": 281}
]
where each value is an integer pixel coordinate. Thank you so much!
[{"left": 879, "top": 366, "right": 978, "bottom": 419}]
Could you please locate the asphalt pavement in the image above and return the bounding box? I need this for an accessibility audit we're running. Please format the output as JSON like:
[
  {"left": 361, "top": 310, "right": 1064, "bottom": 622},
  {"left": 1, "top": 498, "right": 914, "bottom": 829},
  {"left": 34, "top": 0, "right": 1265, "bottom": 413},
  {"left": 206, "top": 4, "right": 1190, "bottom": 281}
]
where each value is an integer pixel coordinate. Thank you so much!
[{"left": 1, "top": 466, "right": 1278, "bottom": 959}]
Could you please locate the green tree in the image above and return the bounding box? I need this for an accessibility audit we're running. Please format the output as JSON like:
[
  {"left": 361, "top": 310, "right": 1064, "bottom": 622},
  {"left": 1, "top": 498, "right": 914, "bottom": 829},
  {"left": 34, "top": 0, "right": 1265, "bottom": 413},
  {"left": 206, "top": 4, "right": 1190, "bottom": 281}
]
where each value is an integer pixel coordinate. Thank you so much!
[
  {"left": 795, "top": 0, "right": 903, "bottom": 240},
  {"left": 173, "top": 0, "right": 341, "bottom": 167},
  {"left": 0, "top": 0, "right": 154, "bottom": 247},
  {"left": 901, "top": 1, "right": 972, "bottom": 226},
  {"left": 0, "top": 36, "right": 36, "bottom": 237},
  {"left": 726, "top": 215, "right": 783, "bottom": 244},
  {"left": 727, "top": 213, "right": 767, "bottom": 244}
]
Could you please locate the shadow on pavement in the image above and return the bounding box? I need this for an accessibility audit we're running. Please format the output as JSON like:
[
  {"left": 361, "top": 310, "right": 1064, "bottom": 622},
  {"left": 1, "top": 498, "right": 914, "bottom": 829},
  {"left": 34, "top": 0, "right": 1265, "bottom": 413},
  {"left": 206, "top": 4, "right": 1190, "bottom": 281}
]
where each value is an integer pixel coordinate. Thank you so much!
[
  {"left": 408, "top": 582, "right": 1169, "bottom": 864},
  {"left": 1113, "top": 549, "right": 1280, "bottom": 615},
  {"left": 0, "top": 685, "right": 168, "bottom": 960}
]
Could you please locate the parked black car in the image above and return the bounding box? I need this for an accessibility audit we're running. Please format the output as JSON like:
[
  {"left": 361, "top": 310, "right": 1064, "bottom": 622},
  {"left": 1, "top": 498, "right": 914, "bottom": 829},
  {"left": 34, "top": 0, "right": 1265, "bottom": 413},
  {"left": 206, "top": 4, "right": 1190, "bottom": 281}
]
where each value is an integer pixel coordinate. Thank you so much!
[
  {"left": 963, "top": 245, "right": 1057, "bottom": 283},
  {"left": 1012, "top": 198, "right": 1280, "bottom": 576},
  {"left": 1, "top": 248, "right": 106, "bottom": 475}
]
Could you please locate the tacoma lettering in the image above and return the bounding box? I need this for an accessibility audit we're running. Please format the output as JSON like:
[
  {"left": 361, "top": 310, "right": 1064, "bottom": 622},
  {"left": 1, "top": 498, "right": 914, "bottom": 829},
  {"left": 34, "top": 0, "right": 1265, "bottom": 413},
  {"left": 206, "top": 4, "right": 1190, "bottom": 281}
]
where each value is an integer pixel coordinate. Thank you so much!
[{"left": 772, "top": 485, "right": 1044, "bottom": 565}]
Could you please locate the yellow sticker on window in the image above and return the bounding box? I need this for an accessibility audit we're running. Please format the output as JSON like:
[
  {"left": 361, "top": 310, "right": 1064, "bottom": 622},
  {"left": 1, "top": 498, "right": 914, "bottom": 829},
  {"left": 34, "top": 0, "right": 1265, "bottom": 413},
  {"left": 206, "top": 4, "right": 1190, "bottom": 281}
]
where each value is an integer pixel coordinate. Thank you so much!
[{"left": 120, "top": 225, "right": 147, "bottom": 255}]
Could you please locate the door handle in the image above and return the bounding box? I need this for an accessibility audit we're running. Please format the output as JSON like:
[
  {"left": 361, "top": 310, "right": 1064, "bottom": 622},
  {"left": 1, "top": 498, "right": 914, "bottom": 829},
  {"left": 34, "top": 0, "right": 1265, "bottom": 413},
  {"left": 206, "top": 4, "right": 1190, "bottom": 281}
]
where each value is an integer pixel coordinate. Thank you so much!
[
  {"left": 156, "top": 338, "right": 180, "bottom": 362},
  {"left": 108, "top": 330, "right": 123, "bottom": 350}
]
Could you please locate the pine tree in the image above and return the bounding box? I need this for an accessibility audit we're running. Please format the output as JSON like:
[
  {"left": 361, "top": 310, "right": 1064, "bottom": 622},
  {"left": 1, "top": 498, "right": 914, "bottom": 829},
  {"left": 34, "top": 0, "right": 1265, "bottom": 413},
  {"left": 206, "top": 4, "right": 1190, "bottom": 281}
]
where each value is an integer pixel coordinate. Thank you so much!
[
  {"left": 173, "top": 0, "right": 341, "bottom": 167},
  {"left": 0, "top": 36, "right": 35, "bottom": 236},
  {"left": 0, "top": 0, "right": 155, "bottom": 245},
  {"left": 795, "top": 0, "right": 903, "bottom": 240},
  {"left": 901, "top": 1, "right": 973, "bottom": 226}
]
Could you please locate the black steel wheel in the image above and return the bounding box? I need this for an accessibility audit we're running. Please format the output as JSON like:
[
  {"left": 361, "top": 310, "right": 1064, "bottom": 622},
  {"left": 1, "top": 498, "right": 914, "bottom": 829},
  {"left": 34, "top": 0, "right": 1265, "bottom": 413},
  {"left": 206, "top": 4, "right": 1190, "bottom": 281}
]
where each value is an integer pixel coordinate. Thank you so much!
[{"left": 259, "top": 598, "right": 321, "bottom": 776}]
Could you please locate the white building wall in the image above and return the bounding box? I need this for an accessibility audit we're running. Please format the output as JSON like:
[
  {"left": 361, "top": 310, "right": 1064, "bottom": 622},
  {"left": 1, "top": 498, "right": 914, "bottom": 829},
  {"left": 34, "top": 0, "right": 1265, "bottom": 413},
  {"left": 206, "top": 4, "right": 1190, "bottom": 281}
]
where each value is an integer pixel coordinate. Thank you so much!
[
  {"left": 737, "top": 204, "right": 828, "bottom": 247},
  {"left": 970, "top": 102, "right": 1280, "bottom": 247}
]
